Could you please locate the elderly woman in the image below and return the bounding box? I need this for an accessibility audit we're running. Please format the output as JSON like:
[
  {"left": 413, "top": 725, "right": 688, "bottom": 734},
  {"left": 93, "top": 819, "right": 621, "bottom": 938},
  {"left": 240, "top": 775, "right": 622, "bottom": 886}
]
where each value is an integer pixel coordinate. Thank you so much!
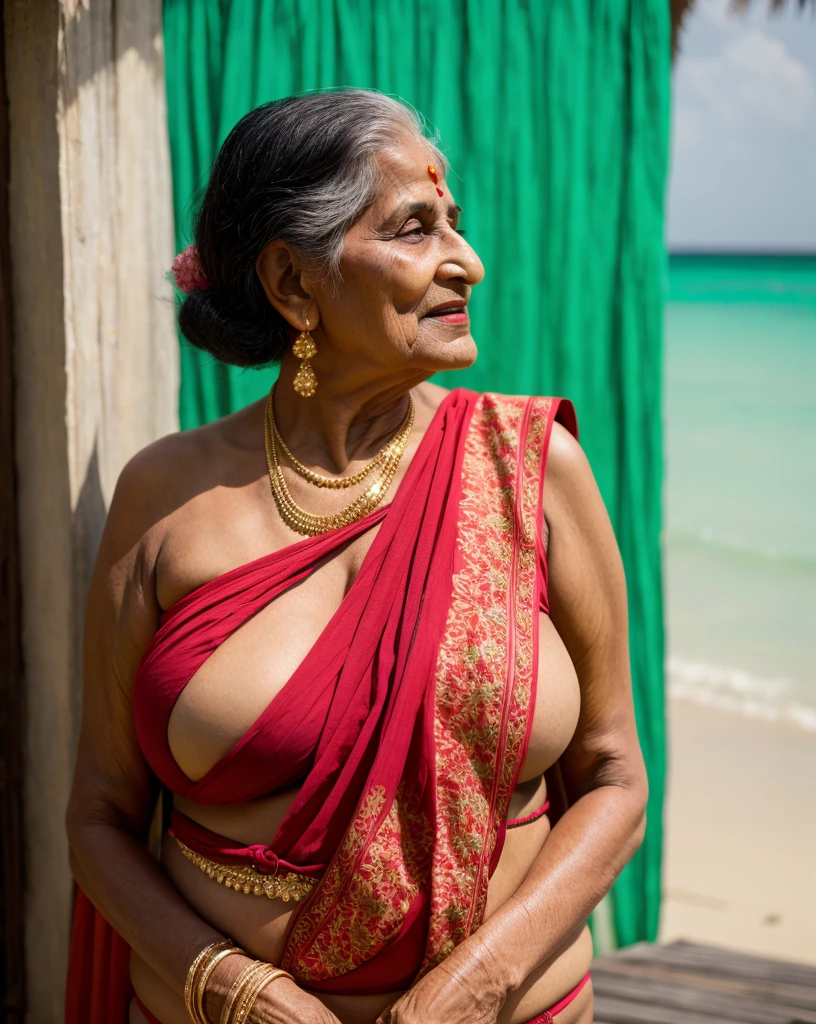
[{"left": 66, "top": 89, "right": 647, "bottom": 1024}]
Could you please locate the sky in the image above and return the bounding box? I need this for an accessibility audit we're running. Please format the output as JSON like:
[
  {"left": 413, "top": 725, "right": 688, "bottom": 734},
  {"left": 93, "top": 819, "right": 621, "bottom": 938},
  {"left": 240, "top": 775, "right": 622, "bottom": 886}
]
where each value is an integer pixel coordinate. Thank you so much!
[{"left": 667, "top": 0, "right": 816, "bottom": 252}]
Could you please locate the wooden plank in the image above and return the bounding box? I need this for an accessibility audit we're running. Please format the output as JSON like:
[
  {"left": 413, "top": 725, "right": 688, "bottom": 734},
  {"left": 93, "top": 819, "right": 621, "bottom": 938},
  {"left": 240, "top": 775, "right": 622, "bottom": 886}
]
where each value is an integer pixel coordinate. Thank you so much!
[
  {"left": 0, "top": 0, "right": 26, "bottom": 1017},
  {"left": 590, "top": 967, "right": 816, "bottom": 1023},
  {"left": 591, "top": 958, "right": 816, "bottom": 1012},
  {"left": 669, "top": 939, "right": 816, "bottom": 984},
  {"left": 593, "top": 994, "right": 760, "bottom": 1024},
  {"left": 616, "top": 940, "right": 816, "bottom": 989}
]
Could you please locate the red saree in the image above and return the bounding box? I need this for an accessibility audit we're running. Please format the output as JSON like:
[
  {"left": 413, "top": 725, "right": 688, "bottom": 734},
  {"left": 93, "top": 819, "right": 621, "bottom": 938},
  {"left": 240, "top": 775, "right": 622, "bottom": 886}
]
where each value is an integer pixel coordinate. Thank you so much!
[{"left": 66, "top": 389, "right": 576, "bottom": 1021}]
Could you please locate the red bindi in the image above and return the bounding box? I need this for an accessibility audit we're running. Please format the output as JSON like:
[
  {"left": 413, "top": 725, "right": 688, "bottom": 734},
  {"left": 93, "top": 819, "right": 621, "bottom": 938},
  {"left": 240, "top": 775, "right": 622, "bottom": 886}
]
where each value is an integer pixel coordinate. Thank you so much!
[{"left": 428, "top": 164, "right": 444, "bottom": 198}]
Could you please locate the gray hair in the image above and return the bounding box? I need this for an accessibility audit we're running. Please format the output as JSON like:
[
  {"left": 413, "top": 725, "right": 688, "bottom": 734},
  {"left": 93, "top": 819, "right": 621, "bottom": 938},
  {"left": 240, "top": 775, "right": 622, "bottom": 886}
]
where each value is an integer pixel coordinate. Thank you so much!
[{"left": 179, "top": 89, "right": 449, "bottom": 367}]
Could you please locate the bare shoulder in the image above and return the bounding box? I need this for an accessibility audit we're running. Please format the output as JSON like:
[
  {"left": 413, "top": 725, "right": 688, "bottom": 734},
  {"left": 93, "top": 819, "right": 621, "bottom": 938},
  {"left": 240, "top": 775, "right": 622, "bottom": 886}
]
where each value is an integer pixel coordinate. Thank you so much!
[
  {"left": 102, "top": 400, "right": 265, "bottom": 575},
  {"left": 110, "top": 427, "right": 209, "bottom": 539},
  {"left": 544, "top": 421, "right": 596, "bottom": 508},
  {"left": 543, "top": 420, "right": 623, "bottom": 582}
]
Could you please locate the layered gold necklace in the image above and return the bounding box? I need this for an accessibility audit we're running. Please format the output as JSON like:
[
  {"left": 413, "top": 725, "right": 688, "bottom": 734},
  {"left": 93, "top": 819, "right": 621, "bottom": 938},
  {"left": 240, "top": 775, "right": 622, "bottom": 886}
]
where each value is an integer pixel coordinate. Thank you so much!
[{"left": 264, "top": 387, "right": 415, "bottom": 536}]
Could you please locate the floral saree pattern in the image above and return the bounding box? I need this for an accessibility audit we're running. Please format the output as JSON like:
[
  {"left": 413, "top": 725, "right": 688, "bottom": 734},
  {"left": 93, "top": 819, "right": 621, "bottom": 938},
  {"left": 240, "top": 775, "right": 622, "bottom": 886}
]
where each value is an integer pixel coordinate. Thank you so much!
[{"left": 283, "top": 393, "right": 564, "bottom": 983}]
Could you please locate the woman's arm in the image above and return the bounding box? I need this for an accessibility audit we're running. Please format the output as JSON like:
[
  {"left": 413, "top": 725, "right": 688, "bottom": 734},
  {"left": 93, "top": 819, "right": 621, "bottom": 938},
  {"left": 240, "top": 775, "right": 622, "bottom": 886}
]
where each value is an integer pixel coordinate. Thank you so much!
[
  {"left": 379, "top": 423, "right": 648, "bottom": 1023},
  {"left": 66, "top": 442, "right": 339, "bottom": 1024},
  {"left": 66, "top": 444, "right": 240, "bottom": 1002},
  {"left": 469, "top": 422, "right": 649, "bottom": 983}
]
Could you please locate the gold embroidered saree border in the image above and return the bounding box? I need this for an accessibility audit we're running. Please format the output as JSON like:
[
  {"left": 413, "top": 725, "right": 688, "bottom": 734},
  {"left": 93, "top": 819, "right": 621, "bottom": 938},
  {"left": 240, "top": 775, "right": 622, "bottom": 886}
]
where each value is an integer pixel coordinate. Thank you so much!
[
  {"left": 423, "top": 394, "right": 553, "bottom": 968},
  {"left": 281, "top": 392, "right": 557, "bottom": 983},
  {"left": 282, "top": 781, "right": 432, "bottom": 978}
]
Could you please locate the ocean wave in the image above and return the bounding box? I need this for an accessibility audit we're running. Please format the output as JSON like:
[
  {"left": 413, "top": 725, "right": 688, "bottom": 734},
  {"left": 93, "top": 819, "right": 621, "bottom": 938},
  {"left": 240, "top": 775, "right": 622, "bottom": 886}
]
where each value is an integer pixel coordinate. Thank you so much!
[
  {"left": 666, "top": 528, "right": 816, "bottom": 574},
  {"left": 667, "top": 655, "right": 816, "bottom": 732}
]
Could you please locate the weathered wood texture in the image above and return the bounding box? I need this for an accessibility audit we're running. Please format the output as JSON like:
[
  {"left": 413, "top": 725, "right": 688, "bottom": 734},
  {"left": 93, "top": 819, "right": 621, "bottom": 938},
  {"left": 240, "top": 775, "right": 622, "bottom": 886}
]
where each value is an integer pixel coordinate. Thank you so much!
[
  {"left": 0, "top": 0, "right": 25, "bottom": 1019},
  {"left": 4, "top": 1, "right": 177, "bottom": 1020},
  {"left": 593, "top": 939, "right": 816, "bottom": 1023}
]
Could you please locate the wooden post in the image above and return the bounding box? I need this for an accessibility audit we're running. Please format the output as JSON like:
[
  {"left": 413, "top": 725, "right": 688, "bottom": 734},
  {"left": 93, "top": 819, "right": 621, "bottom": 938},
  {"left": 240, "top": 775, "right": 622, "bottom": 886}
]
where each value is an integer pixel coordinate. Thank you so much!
[
  {"left": 0, "top": 0, "right": 26, "bottom": 1017},
  {"left": 3, "top": 1, "right": 178, "bottom": 1019}
]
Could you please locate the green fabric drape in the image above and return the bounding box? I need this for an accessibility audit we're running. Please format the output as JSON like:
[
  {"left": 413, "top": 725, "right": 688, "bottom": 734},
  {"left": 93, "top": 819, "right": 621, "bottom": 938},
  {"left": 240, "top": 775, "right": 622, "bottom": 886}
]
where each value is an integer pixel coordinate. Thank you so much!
[{"left": 163, "top": 0, "right": 668, "bottom": 948}]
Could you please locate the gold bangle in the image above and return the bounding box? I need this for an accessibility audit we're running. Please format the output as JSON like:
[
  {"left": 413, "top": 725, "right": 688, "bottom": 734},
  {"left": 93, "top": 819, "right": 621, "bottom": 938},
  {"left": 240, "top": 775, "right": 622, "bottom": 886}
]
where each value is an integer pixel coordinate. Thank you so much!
[
  {"left": 232, "top": 965, "right": 293, "bottom": 1024},
  {"left": 195, "top": 946, "right": 245, "bottom": 1023},
  {"left": 231, "top": 965, "right": 276, "bottom": 1024},
  {"left": 220, "top": 961, "right": 270, "bottom": 1024},
  {"left": 185, "top": 940, "right": 234, "bottom": 1023}
]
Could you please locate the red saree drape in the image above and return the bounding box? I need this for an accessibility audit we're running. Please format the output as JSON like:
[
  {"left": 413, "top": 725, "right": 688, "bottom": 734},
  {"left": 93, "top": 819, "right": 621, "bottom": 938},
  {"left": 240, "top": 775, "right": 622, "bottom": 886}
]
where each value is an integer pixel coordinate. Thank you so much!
[{"left": 65, "top": 390, "right": 575, "bottom": 1021}]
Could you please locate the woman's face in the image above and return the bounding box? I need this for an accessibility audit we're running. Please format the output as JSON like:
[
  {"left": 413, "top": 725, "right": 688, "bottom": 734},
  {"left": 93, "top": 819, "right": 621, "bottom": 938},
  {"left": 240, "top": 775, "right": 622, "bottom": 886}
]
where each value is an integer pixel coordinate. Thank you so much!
[{"left": 308, "top": 134, "right": 485, "bottom": 381}]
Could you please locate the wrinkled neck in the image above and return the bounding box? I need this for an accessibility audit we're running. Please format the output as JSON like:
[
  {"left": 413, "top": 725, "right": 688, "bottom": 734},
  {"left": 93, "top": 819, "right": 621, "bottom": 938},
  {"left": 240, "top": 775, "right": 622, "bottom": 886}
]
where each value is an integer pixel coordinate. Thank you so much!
[{"left": 271, "top": 366, "right": 426, "bottom": 472}]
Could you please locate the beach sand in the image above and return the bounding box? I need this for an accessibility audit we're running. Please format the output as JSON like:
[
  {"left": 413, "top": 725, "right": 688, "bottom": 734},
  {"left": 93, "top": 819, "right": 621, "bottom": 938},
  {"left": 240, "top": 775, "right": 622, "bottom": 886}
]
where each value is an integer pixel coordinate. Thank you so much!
[{"left": 660, "top": 698, "right": 816, "bottom": 964}]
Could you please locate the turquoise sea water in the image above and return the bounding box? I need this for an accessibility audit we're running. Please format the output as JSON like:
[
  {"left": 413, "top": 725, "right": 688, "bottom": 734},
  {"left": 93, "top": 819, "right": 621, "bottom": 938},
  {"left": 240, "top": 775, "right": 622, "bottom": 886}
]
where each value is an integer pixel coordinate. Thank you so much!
[{"left": 665, "top": 255, "right": 816, "bottom": 730}]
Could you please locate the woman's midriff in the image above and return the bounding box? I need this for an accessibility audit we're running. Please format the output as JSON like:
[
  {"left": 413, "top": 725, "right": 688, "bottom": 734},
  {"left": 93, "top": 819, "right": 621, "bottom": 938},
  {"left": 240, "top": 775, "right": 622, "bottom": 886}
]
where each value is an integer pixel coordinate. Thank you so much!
[{"left": 130, "top": 773, "right": 592, "bottom": 1024}]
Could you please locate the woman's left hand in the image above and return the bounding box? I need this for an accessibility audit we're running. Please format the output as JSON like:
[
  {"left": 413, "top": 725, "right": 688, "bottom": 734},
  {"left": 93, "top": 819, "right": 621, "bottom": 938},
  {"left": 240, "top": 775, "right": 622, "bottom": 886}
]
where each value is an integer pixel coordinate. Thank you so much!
[{"left": 375, "top": 940, "right": 509, "bottom": 1024}]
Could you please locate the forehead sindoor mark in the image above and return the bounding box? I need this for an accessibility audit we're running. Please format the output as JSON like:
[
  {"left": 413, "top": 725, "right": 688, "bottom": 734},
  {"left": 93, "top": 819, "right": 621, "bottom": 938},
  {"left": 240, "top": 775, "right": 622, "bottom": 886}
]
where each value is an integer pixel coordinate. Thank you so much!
[{"left": 428, "top": 165, "right": 444, "bottom": 198}]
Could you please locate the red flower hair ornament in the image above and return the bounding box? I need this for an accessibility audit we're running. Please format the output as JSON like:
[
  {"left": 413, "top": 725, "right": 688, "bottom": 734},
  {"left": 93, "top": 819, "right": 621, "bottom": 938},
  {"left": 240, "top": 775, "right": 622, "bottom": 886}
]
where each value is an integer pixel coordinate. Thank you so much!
[{"left": 170, "top": 244, "right": 210, "bottom": 293}]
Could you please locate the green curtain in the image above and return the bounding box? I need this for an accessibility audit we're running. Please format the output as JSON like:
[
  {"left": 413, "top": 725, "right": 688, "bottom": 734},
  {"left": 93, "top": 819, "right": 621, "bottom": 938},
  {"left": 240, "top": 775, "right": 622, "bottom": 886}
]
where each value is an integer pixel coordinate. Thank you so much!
[{"left": 163, "top": 0, "right": 668, "bottom": 948}]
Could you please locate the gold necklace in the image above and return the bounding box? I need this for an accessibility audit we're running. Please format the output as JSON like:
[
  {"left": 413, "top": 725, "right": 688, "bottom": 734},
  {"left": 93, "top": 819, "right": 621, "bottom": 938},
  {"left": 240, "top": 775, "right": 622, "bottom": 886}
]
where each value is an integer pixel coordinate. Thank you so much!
[
  {"left": 269, "top": 391, "right": 412, "bottom": 489},
  {"left": 264, "top": 404, "right": 413, "bottom": 536},
  {"left": 264, "top": 391, "right": 414, "bottom": 536}
]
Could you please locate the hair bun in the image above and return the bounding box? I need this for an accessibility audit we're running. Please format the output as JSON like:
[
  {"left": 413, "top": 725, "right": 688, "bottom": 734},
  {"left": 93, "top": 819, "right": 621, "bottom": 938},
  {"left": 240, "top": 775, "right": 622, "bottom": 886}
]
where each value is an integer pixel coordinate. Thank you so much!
[{"left": 178, "top": 289, "right": 285, "bottom": 367}]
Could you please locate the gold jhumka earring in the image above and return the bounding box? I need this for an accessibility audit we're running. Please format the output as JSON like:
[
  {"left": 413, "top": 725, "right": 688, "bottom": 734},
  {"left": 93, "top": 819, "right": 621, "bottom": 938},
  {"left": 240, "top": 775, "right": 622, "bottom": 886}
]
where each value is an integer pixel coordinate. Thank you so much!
[{"left": 292, "top": 316, "right": 317, "bottom": 397}]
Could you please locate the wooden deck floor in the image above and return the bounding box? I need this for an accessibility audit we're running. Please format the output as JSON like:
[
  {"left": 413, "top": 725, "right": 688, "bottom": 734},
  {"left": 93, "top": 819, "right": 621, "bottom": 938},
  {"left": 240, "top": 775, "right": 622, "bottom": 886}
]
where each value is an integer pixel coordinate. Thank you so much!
[{"left": 591, "top": 939, "right": 816, "bottom": 1023}]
